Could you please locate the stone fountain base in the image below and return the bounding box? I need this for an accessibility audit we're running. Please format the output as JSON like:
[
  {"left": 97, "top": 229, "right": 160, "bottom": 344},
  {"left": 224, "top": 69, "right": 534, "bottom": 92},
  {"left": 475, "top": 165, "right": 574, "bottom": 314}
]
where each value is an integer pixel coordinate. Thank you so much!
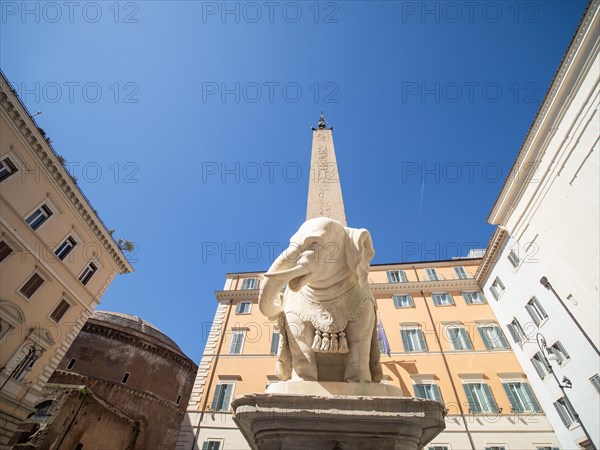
[{"left": 232, "top": 382, "right": 445, "bottom": 450}]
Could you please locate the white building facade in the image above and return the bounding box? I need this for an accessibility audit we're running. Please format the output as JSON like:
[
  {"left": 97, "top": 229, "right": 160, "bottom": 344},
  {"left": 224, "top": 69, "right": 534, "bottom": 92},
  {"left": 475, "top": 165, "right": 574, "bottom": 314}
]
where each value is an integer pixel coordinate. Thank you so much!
[{"left": 478, "top": 3, "right": 600, "bottom": 449}]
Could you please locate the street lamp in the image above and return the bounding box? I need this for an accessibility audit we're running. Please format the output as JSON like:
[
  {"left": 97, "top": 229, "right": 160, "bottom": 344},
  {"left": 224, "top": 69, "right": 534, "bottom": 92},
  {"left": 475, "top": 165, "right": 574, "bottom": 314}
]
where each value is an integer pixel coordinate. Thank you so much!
[
  {"left": 539, "top": 276, "right": 599, "bottom": 356},
  {"left": 536, "top": 333, "right": 596, "bottom": 450}
]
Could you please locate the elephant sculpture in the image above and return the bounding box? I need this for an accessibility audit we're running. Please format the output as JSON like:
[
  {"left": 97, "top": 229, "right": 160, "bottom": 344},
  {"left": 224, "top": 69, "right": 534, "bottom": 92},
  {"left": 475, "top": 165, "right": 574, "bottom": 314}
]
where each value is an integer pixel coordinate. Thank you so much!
[{"left": 259, "top": 217, "right": 383, "bottom": 383}]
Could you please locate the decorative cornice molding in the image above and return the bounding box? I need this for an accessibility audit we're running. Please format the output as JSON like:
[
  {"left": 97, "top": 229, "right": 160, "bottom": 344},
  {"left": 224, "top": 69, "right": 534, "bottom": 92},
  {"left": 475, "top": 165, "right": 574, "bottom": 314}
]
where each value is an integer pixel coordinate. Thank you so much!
[
  {"left": 0, "top": 74, "right": 133, "bottom": 274},
  {"left": 215, "top": 289, "right": 259, "bottom": 301},
  {"left": 475, "top": 228, "right": 508, "bottom": 286},
  {"left": 370, "top": 279, "right": 480, "bottom": 294},
  {"left": 487, "top": 3, "right": 599, "bottom": 225}
]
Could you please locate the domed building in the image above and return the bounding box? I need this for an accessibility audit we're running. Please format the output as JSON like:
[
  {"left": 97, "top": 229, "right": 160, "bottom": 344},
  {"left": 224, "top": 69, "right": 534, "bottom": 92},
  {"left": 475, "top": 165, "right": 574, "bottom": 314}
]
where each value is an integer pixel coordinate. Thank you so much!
[{"left": 9, "top": 311, "right": 197, "bottom": 450}]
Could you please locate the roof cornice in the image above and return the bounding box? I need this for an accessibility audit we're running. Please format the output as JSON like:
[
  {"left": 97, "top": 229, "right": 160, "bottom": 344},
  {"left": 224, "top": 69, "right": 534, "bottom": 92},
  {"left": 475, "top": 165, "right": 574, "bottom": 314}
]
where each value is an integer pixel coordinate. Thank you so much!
[
  {"left": 0, "top": 71, "right": 133, "bottom": 274},
  {"left": 475, "top": 227, "right": 508, "bottom": 286},
  {"left": 487, "top": 2, "right": 599, "bottom": 225}
]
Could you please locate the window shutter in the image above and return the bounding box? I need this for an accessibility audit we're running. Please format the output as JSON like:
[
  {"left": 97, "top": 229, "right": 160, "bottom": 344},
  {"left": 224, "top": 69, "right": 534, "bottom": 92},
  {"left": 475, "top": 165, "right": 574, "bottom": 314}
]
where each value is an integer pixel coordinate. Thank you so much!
[
  {"left": 235, "top": 303, "right": 242, "bottom": 313},
  {"left": 432, "top": 384, "right": 442, "bottom": 403},
  {"left": 507, "top": 324, "right": 519, "bottom": 343},
  {"left": 462, "top": 293, "right": 472, "bottom": 304},
  {"left": 460, "top": 328, "right": 473, "bottom": 350},
  {"left": 221, "top": 384, "right": 233, "bottom": 410},
  {"left": 414, "top": 384, "right": 425, "bottom": 398},
  {"left": 386, "top": 272, "right": 394, "bottom": 283},
  {"left": 478, "top": 327, "right": 492, "bottom": 349},
  {"left": 463, "top": 385, "right": 479, "bottom": 413},
  {"left": 393, "top": 296, "right": 400, "bottom": 308},
  {"left": 482, "top": 384, "right": 498, "bottom": 413},
  {"left": 417, "top": 330, "right": 427, "bottom": 351},
  {"left": 525, "top": 303, "right": 539, "bottom": 325},
  {"left": 554, "top": 401, "right": 571, "bottom": 427},
  {"left": 432, "top": 295, "right": 440, "bottom": 306},
  {"left": 522, "top": 383, "right": 541, "bottom": 412},
  {"left": 497, "top": 328, "right": 509, "bottom": 348},
  {"left": 211, "top": 385, "right": 224, "bottom": 410},
  {"left": 400, "top": 330, "right": 410, "bottom": 351},
  {"left": 502, "top": 383, "right": 521, "bottom": 412},
  {"left": 202, "top": 442, "right": 210, "bottom": 450},
  {"left": 270, "top": 333, "right": 280, "bottom": 355}
]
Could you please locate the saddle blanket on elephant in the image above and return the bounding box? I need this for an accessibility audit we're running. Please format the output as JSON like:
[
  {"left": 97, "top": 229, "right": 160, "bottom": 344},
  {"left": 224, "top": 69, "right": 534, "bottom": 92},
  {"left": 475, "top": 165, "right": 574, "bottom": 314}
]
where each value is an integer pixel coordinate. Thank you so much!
[{"left": 283, "top": 282, "right": 375, "bottom": 353}]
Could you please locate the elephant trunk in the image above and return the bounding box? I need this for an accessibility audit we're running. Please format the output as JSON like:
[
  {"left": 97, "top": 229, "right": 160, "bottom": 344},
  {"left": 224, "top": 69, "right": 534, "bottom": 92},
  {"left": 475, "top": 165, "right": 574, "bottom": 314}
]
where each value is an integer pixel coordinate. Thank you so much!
[{"left": 259, "top": 250, "right": 308, "bottom": 319}]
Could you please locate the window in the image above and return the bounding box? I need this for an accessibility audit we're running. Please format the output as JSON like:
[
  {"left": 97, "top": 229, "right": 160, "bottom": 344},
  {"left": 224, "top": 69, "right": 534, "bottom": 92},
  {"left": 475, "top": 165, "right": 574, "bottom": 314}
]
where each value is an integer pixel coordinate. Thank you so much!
[
  {"left": 446, "top": 326, "right": 473, "bottom": 350},
  {"left": 554, "top": 397, "right": 577, "bottom": 427},
  {"left": 485, "top": 447, "right": 506, "bottom": 450},
  {"left": 502, "top": 382, "right": 541, "bottom": 413},
  {"left": 526, "top": 296, "right": 548, "bottom": 326},
  {"left": 428, "top": 447, "right": 449, "bottom": 450},
  {"left": 432, "top": 293, "right": 454, "bottom": 306},
  {"left": 55, "top": 237, "right": 77, "bottom": 261},
  {"left": 202, "top": 441, "right": 221, "bottom": 450},
  {"left": 270, "top": 332, "right": 280, "bottom": 355},
  {"left": 229, "top": 330, "right": 245, "bottom": 354},
  {"left": 426, "top": 268, "right": 440, "bottom": 281},
  {"left": 507, "top": 249, "right": 520, "bottom": 268},
  {"left": 0, "top": 317, "right": 14, "bottom": 340},
  {"left": 11, "top": 345, "right": 42, "bottom": 381},
  {"left": 78, "top": 262, "right": 97, "bottom": 285},
  {"left": 590, "top": 374, "right": 600, "bottom": 394},
  {"left": 211, "top": 383, "right": 234, "bottom": 411},
  {"left": 49, "top": 299, "right": 71, "bottom": 323},
  {"left": 393, "top": 294, "right": 414, "bottom": 308},
  {"left": 507, "top": 318, "right": 526, "bottom": 344},
  {"left": 387, "top": 270, "right": 407, "bottom": 283},
  {"left": 400, "top": 325, "right": 427, "bottom": 352},
  {"left": 121, "top": 372, "right": 130, "bottom": 384},
  {"left": 531, "top": 352, "right": 550, "bottom": 379},
  {"left": 25, "top": 205, "right": 53, "bottom": 230},
  {"left": 462, "top": 291, "right": 486, "bottom": 305},
  {"left": 477, "top": 325, "right": 509, "bottom": 350},
  {"left": 19, "top": 273, "right": 45, "bottom": 299},
  {"left": 548, "top": 341, "right": 570, "bottom": 365},
  {"left": 454, "top": 266, "right": 469, "bottom": 279},
  {"left": 66, "top": 359, "right": 77, "bottom": 370},
  {"left": 0, "top": 240, "right": 14, "bottom": 263},
  {"left": 241, "top": 278, "right": 258, "bottom": 290},
  {"left": 414, "top": 384, "right": 443, "bottom": 403},
  {"left": 235, "top": 301, "right": 251, "bottom": 314},
  {"left": 490, "top": 277, "right": 505, "bottom": 300},
  {"left": 464, "top": 383, "right": 499, "bottom": 413},
  {"left": 0, "top": 157, "right": 17, "bottom": 182},
  {"left": 535, "top": 447, "right": 559, "bottom": 450}
]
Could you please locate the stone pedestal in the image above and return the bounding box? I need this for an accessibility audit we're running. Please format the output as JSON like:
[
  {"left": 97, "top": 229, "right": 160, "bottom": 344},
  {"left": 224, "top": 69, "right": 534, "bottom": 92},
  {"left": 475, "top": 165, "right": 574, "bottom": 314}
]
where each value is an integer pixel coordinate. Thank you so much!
[{"left": 232, "top": 382, "right": 445, "bottom": 450}]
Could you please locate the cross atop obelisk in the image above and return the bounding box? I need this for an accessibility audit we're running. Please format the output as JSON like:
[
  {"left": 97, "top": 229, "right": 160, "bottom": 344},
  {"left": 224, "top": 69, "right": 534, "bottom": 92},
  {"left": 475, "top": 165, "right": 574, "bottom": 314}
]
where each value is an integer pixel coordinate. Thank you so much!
[{"left": 306, "top": 113, "right": 347, "bottom": 226}]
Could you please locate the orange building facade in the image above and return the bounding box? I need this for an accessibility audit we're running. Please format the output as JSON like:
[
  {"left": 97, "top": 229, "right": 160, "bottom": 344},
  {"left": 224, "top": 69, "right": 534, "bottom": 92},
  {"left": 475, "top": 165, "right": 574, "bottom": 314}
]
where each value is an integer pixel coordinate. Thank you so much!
[{"left": 178, "top": 258, "right": 561, "bottom": 450}]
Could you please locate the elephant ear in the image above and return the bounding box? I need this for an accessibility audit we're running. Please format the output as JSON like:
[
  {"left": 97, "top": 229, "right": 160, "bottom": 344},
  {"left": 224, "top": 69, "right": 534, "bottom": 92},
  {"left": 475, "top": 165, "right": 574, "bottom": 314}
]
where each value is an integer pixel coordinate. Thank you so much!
[{"left": 344, "top": 227, "right": 375, "bottom": 287}]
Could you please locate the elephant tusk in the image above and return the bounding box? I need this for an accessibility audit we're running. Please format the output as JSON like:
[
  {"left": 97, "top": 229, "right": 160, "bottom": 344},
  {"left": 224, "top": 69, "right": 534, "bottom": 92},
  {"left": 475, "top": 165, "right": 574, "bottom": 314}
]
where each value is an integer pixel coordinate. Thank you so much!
[{"left": 263, "top": 265, "right": 309, "bottom": 281}]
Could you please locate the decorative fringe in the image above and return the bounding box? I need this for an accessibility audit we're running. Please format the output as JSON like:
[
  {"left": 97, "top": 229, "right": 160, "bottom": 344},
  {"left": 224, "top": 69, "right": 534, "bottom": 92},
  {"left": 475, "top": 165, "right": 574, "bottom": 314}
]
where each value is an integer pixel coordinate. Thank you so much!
[
  {"left": 338, "top": 332, "right": 349, "bottom": 353},
  {"left": 320, "top": 333, "right": 330, "bottom": 352},
  {"left": 312, "top": 330, "right": 322, "bottom": 352},
  {"left": 330, "top": 334, "right": 339, "bottom": 352},
  {"left": 312, "top": 330, "right": 350, "bottom": 353}
]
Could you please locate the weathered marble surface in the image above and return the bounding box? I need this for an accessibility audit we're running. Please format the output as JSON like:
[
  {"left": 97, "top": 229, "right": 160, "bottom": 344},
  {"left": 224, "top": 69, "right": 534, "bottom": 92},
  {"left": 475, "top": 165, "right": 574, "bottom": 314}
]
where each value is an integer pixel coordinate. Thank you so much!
[
  {"left": 232, "top": 388, "right": 446, "bottom": 450},
  {"left": 259, "top": 217, "right": 382, "bottom": 383}
]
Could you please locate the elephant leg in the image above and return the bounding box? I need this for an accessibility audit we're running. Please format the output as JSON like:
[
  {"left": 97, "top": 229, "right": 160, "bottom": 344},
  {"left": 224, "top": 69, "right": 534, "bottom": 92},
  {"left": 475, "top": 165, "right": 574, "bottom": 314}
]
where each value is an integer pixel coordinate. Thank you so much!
[
  {"left": 343, "top": 318, "right": 373, "bottom": 382},
  {"left": 285, "top": 313, "right": 318, "bottom": 381}
]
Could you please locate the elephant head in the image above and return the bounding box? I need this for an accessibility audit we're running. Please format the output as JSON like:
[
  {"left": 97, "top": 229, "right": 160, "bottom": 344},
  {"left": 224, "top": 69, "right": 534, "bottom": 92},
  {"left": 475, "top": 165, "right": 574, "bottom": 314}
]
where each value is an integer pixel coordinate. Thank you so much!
[{"left": 259, "top": 217, "right": 375, "bottom": 319}]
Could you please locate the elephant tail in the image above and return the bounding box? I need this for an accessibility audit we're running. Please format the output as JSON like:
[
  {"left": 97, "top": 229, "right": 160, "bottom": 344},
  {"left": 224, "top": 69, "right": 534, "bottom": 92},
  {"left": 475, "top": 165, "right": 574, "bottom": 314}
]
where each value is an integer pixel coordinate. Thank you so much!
[
  {"left": 369, "top": 308, "right": 383, "bottom": 383},
  {"left": 275, "top": 314, "right": 292, "bottom": 381}
]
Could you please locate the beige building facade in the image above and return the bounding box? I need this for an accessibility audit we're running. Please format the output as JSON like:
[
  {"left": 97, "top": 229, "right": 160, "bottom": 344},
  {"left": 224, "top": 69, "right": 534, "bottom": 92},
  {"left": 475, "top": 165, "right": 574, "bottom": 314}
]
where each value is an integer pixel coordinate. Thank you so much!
[
  {"left": 178, "top": 258, "right": 560, "bottom": 450},
  {"left": 0, "top": 71, "right": 133, "bottom": 446}
]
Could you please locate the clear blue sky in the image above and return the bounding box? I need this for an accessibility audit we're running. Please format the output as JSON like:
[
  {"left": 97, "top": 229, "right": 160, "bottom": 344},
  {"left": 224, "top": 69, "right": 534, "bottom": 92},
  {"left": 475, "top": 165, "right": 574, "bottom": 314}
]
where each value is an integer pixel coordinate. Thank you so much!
[{"left": 1, "top": 0, "right": 589, "bottom": 362}]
